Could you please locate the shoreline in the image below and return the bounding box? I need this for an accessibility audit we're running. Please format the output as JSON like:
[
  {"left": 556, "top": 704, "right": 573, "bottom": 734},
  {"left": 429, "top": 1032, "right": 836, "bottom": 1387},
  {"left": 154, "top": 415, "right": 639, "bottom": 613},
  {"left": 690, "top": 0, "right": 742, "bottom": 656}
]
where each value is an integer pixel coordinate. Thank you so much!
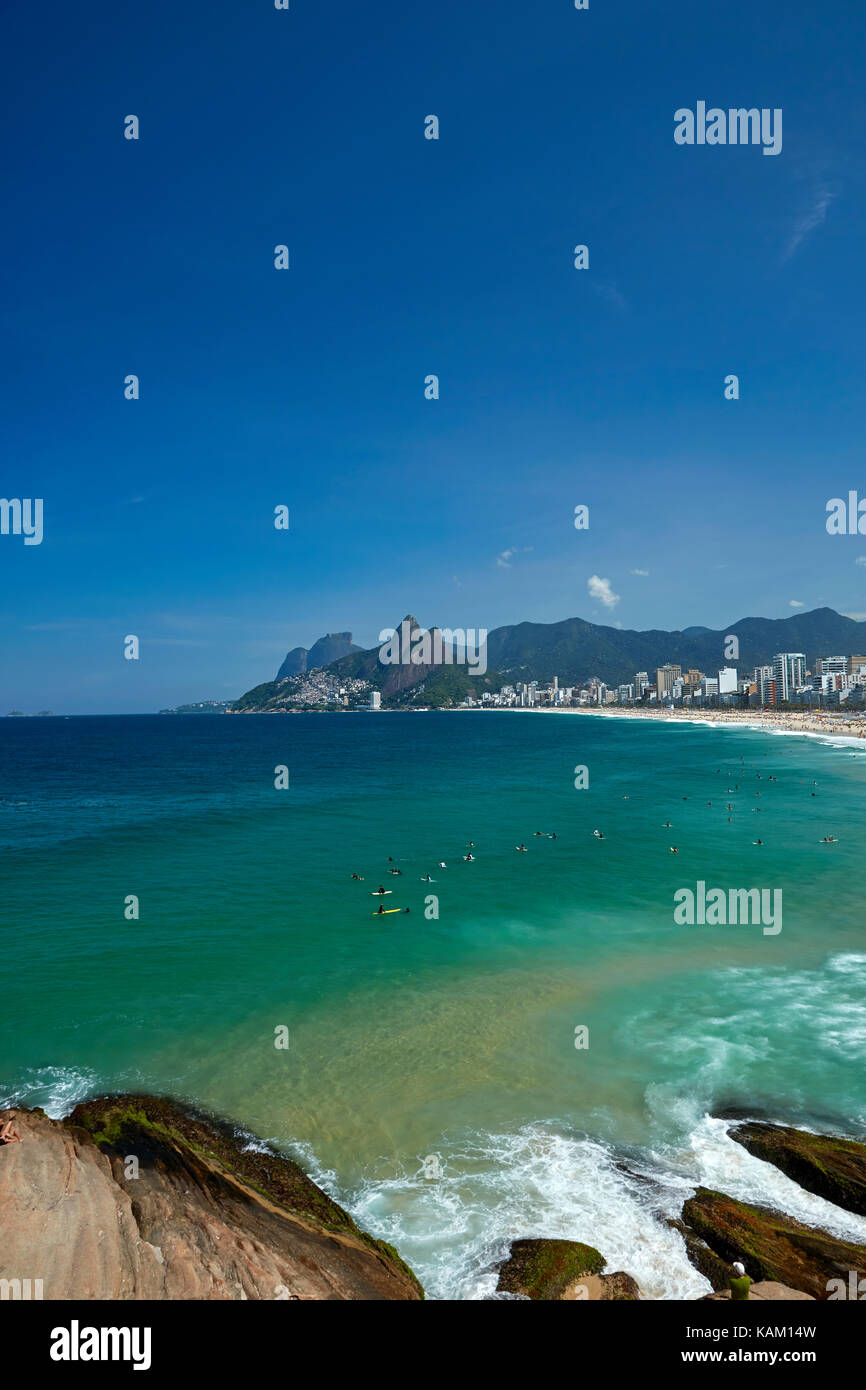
[{"left": 500, "top": 704, "right": 866, "bottom": 748}]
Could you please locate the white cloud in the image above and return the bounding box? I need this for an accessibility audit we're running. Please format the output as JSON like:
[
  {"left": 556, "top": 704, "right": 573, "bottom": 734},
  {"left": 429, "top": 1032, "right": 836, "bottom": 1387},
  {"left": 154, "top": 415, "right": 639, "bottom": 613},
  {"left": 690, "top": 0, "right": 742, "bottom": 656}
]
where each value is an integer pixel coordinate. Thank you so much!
[
  {"left": 496, "top": 546, "right": 533, "bottom": 569},
  {"left": 587, "top": 574, "right": 620, "bottom": 610},
  {"left": 856, "top": 557, "right": 866, "bottom": 569},
  {"left": 630, "top": 568, "right": 649, "bottom": 577},
  {"left": 783, "top": 185, "right": 835, "bottom": 262},
  {"left": 789, "top": 599, "right": 804, "bottom": 607},
  {"left": 843, "top": 611, "right": 866, "bottom": 622}
]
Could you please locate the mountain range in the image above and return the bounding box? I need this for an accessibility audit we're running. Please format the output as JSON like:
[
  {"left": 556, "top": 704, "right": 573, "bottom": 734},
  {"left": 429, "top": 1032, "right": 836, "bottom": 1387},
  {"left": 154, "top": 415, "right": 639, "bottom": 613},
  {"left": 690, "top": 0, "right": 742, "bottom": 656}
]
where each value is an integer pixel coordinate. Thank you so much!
[{"left": 235, "top": 608, "right": 866, "bottom": 710}]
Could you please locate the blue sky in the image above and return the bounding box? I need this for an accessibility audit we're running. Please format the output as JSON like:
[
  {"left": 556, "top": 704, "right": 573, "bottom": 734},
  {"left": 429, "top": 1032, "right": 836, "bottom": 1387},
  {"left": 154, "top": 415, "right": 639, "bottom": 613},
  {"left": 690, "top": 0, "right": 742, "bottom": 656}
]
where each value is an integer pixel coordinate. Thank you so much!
[{"left": 2, "top": 1, "right": 866, "bottom": 712}]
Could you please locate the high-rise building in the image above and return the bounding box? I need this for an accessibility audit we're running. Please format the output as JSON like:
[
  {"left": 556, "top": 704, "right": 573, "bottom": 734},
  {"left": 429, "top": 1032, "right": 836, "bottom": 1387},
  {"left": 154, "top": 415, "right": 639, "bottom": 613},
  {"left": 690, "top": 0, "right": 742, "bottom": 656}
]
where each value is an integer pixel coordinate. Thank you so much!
[
  {"left": 754, "top": 665, "right": 773, "bottom": 704},
  {"left": 370, "top": 691, "right": 381, "bottom": 710},
  {"left": 772, "top": 653, "right": 806, "bottom": 702},
  {"left": 656, "top": 665, "right": 682, "bottom": 698},
  {"left": 817, "top": 656, "right": 847, "bottom": 675},
  {"left": 718, "top": 667, "right": 738, "bottom": 694},
  {"left": 635, "top": 672, "right": 649, "bottom": 698},
  {"left": 847, "top": 655, "right": 866, "bottom": 675}
]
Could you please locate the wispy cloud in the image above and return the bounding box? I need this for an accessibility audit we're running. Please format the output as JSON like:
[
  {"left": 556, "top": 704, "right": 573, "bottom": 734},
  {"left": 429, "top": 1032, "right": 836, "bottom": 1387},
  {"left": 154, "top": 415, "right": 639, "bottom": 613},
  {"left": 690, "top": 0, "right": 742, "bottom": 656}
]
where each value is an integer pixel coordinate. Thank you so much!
[
  {"left": 587, "top": 574, "right": 620, "bottom": 610},
  {"left": 843, "top": 611, "right": 866, "bottom": 622},
  {"left": 630, "top": 568, "right": 649, "bottom": 577},
  {"left": 856, "top": 557, "right": 866, "bottom": 569},
  {"left": 789, "top": 599, "right": 804, "bottom": 607},
  {"left": 591, "top": 280, "right": 628, "bottom": 313},
  {"left": 782, "top": 185, "right": 836, "bottom": 262},
  {"left": 496, "top": 546, "right": 533, "bottom": 569}
]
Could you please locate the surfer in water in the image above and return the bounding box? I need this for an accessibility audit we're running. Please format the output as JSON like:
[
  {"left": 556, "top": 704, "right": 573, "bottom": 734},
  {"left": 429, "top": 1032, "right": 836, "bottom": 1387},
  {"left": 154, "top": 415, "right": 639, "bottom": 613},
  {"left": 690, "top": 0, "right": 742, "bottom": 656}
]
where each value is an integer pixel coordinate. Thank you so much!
[
  {"left": 463, "top": 854, "right": 475, "bottom": 861},
  {"left": 515, "top": 844, "right": 527, "bottom": 852},
  {"left": 376, "top": 903, "right": 386, "bottom": 914},
  {"left": 593, "top": 829, "right": 604, "bottom": 840},
  {"left": 375, "top": 885, "right": 387, "bottom": 895}
]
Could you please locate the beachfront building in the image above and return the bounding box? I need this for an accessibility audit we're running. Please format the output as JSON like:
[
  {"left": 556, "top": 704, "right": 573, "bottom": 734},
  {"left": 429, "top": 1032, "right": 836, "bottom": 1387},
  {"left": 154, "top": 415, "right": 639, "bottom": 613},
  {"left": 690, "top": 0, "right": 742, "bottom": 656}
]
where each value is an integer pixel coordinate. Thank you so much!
[
  {"left": 847, "top": 655, "right": 866, "bottom": 676},
  {"left": 656, "top": 664, "right": 682, "bottom": 699},
  {"left": 754, "top": 665, "right": 774, "bottom": 704},
  {"left": 817, "top": 656, "right": 848, "bottom": 676},
  {"left": 635, "top": 671, "right": 650, "bottom": 699},
  {"left": 773, "top": 653, "right": 806, "bottom": 703},
  {"left": 700, "top": 677, "right": 719, "bottom": 698},
  {"left": 718, "top": 667, "right": 738, "bottom": 695},
  {"left": 369, "top": 691, "right": 381, "bottom": 710}
]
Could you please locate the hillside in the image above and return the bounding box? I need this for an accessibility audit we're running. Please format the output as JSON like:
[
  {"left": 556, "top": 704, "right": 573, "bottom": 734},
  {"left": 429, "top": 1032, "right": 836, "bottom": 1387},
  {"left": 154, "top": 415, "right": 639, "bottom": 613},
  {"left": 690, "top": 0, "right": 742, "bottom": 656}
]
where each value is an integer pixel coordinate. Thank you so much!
[{"left": 233, "top": 607, "right": 866, "bottom": 710}]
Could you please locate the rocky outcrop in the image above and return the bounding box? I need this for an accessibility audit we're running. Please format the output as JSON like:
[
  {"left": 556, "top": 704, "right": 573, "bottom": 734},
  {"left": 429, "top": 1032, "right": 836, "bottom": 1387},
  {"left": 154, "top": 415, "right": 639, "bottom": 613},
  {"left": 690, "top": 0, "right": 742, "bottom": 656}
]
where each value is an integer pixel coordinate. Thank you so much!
[
  {"left": 701, "top": 1281, "right": 815, "bottom": 1301},
  {"left": 562, "top": 1271, "right": 641, "bottom": 1300},
  {"left": 495, "top": 1238, "right": 638, "bottom": 1300},
  {"left": 276, "top": 633, "right": 360, "bottom": 681},
  {"left": 0, "top": 1095, "right": 422, "bottom": 1301},
  {"left": 728, "top": 1122, "right": 866, "bottom": 1218},
  {"left": 681, "top": 1187, "right": 866, "bottom": 1301}
]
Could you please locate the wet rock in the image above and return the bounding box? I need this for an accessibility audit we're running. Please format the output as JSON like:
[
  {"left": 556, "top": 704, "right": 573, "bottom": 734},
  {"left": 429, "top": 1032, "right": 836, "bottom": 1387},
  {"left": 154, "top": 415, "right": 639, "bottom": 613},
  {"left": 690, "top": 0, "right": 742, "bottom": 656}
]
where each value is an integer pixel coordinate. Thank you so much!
[
  {"left": 729, "top": 1122, "right": 866, "bottom": 1218},
  {"left": 681, "top": 1187, "right": 866, "bottom": 1301},
  {"left": 495, "top": 1237, "right": 607, "bottom": 1300}
]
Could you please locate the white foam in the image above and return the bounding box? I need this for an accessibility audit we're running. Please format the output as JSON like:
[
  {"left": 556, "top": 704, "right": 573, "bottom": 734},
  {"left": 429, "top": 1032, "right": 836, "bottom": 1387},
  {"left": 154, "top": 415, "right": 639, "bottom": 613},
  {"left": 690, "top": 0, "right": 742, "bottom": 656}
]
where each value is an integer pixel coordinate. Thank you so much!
[
  {"left": 344, "top": 1125, "right": 711, "bottom": 1300},
  {"left": 0, "top": 1065, "right": 100, "bottom": 1118},
  {"left": 656, "top": 1114, "right": 866, "bottom": 1247}
]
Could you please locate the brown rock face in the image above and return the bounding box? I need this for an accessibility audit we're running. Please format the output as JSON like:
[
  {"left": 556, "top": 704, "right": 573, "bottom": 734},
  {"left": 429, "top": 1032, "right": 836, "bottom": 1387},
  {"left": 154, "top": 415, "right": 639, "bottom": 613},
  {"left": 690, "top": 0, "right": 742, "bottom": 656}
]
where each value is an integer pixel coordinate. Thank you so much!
[
  {"left": 681, "top": 1187, "right": 866, "bottom": 1301},
  {"left": 562, "top": 1271, "right": 641, "bottom": 1301},
  {"left": 0, "top": 1097, "right": 423, "bottom": 1301},
  {"left": 701, "top": 1281, "right": 815, "bottom": 1302},
  {"left": 728, "top": 1123, "right": 866, "bottom": 1218}
]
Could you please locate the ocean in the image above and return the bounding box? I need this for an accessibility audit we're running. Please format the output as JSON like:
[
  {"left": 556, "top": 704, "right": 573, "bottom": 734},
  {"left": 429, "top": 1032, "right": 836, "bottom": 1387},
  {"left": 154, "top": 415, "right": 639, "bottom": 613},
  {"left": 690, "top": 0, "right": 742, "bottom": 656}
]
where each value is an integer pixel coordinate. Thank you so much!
[{"left": 2, "top": 710, "right": 866, "bottom": 1299}]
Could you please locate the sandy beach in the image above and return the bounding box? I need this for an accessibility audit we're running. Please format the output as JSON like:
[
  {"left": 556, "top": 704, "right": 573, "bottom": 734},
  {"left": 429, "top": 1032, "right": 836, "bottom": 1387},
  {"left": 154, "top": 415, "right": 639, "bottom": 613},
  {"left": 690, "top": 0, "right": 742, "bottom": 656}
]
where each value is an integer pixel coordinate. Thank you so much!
[{"left": 528, "top": 704, "right": 866, "bottom": 743}]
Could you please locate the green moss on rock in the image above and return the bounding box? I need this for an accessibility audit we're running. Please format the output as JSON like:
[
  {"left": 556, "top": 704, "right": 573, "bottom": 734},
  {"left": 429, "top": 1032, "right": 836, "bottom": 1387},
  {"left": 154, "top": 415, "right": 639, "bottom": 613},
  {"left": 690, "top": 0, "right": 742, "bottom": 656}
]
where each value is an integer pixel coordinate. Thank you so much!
[{"left": 496, "top": 1237, "right": 606, "bottom": 1300}]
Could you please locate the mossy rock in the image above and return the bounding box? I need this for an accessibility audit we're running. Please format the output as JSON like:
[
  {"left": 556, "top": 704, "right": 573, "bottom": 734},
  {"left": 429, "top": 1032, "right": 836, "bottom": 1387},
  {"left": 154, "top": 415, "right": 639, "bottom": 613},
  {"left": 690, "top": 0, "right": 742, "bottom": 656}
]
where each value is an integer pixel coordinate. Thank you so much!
[
  {"left": 729, "top": 1122, "right": 866, "bottom": 1218},
  {"left": 681, "top": 1187, "right": 866, "bottom": 1300},
  {"left": 668, "top": 1218, "right": 731, "bottom": 1291},
  {"left": 496, "top": 1237, "right": 606, "bottom": 1300}
]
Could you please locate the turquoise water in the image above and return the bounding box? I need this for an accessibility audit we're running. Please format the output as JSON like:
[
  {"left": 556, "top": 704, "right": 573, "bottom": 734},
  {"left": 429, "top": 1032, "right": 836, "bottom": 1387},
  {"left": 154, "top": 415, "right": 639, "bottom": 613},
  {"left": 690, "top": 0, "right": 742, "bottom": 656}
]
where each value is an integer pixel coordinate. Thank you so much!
[{"left": 2, "top": 711, "right": 866, "bottom": 1298}]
